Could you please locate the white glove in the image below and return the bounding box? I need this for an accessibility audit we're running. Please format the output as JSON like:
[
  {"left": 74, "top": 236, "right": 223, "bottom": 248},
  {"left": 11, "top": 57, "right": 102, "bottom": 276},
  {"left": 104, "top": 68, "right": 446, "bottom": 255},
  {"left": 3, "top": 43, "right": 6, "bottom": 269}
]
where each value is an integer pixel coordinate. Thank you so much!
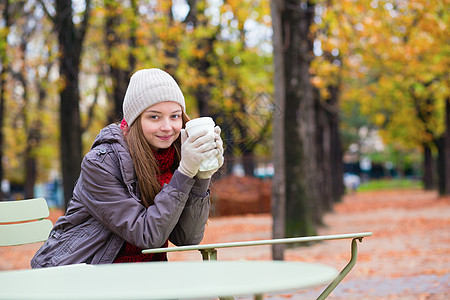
[
  {"left": 197, "top": 126, "right": 224, "bottom": 179},
  {"left": 178, "top": 128, "right": 217, "bottom": 178}
]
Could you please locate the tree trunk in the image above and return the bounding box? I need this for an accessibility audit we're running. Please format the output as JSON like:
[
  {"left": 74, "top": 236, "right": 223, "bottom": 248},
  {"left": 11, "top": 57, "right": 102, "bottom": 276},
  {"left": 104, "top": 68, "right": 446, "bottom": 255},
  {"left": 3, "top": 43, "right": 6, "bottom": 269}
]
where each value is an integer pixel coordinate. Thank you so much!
[
  {"left": 59, "top": 71, "right": 82, "bottom": 208},
  {"left": 437, "top": 137, "right": 445, "bottom": 195},
  {"left": 221, "top": 117, "right": 235, "bottom": 175},
  {"left": 437, "top": 98, "right": 450, "bottom": 195},
  {"left": 283, "top": 0, "right": 318, "bottom": 238},
  {"left": 315, "top": 96, "right": 332, "bottom": 217},
  {"left": 329, "top": 112, "right": 345, "bottom": 203},
  {"left": 0, "top": 0, "right": 12, "bottom": 200},
  {"left": 0, "top": 60, "right": 6, "bottom": 200},
  {"left": 327, "top": 85, "right": 345, "bottom": 203},
  {"left": 16, "top": 21, "right": 38, "bottom": 200},
  {"left": 423, "top": 144, "right": 434, "bottom": 190},
  {"left": 271, "top": 0, "right": 320, "bottom": 259},
  {"left": 55, "top": 0, "right": 90, "bottom": 208},
  {"left": 242, "top": 151, "right": 255, "bottom": 177},
  {"left": 191, "top": 35, "right": 214, "bottom": 118},
  {"left": 445, "top": 98, "right": 450, "bottom": 194},
  {"left": 104, "top": 0, "right": 137, "bottom": 123},
  {"left": 108, "top": 67, "right": 131, "bottom": 123},
  {"left": 235, "top": 93, "right": 255, "bottom": 176},
  {"left": 196, "top": 87, "right": 212, "bottom": 117},
  {"left": 185, "top": 0, "right": 213, "bottom": 117},
  {"left": 24, "top": 152, "right": 37, "bottom": 199},
  {"left": 24, "top": 86, "right": 47, "bottom": 199},
  {"left": 270, "top": 0, "right": 286, "bottom": 260},
  {"left": 20, "top": 74, "right": 37, "bottom": 200}
]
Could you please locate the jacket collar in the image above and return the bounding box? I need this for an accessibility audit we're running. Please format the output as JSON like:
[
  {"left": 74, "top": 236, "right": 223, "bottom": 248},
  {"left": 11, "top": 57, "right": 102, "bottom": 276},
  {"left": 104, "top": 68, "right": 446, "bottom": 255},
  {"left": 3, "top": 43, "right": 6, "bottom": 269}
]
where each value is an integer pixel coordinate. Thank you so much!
[{"left": 91, "top": 124, "right": 136, "bottom": 186}]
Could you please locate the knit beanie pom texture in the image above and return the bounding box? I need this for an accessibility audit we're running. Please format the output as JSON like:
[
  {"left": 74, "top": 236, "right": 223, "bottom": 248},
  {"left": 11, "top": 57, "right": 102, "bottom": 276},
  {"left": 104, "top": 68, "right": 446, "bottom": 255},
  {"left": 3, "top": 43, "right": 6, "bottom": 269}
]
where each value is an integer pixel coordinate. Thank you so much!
[{"left": 123, "top": 68, "right": 185, "bottom": 126}]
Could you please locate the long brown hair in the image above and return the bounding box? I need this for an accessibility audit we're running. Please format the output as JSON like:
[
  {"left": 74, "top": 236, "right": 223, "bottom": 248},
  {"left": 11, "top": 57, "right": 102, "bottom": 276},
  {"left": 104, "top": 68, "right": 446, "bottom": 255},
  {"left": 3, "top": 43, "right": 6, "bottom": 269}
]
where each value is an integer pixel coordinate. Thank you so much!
[{"left": 124, "top": 111, "right": 190, "bottom": 208}]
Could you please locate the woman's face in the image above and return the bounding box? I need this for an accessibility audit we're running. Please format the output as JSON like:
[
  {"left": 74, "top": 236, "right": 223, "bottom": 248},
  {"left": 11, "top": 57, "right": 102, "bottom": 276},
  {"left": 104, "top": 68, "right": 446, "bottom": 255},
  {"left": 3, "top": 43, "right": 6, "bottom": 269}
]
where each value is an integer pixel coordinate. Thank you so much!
[{"left": 140, "top": 101, "right": 183, "bottom": 150}]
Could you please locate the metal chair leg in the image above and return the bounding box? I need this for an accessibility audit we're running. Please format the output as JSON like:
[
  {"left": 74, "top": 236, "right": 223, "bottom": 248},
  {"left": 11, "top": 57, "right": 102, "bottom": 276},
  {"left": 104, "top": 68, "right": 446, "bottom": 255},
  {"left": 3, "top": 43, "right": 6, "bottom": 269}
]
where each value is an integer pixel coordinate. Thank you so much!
[
  {"left": 316, "top": 238, "right": 363, "bottom": 300},
  {"left": 201, "top": 249, "right": 232, "bottom": 300},
  {"left": 199, "top": 249, "right": 217, "bottom": 261}
]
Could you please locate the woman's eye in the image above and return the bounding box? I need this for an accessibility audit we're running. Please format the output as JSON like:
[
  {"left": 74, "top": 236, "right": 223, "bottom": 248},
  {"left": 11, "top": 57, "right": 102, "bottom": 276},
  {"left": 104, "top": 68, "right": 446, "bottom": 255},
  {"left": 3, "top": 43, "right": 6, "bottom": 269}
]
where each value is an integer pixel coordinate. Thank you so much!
[{"left": 171, "top": 114, "right": 181, "bottom": 119}]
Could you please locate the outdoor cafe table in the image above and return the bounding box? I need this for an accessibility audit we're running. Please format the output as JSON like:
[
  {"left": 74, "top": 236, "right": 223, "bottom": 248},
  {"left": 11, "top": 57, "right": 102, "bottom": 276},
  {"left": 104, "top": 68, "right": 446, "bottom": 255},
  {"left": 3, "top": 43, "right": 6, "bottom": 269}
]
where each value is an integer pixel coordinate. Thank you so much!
[
  {"left": 0, "top": 260, "right": 338, "bottom": 299},
  {"left": 142, "top": 232, "right": 373, "bottom": 299}
]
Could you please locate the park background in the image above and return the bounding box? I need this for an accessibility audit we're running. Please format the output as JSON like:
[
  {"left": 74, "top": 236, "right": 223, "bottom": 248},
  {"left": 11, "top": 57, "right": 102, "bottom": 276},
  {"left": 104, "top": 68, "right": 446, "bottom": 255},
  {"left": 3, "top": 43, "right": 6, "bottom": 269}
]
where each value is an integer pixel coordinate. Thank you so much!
[{"left": 0, "top": 0, "right": 448, "bottom": 298}]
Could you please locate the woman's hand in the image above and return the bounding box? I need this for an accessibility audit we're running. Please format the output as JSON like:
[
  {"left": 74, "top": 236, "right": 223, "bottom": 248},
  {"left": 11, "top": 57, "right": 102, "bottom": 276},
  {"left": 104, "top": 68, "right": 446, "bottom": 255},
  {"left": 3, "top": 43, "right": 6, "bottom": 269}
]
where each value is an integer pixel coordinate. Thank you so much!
[
  {"left": 196, "top": 126, "right": 224, "bottom": 179},
  {"left": 177, "top": 128, "right": 217, "bottom": 178}
]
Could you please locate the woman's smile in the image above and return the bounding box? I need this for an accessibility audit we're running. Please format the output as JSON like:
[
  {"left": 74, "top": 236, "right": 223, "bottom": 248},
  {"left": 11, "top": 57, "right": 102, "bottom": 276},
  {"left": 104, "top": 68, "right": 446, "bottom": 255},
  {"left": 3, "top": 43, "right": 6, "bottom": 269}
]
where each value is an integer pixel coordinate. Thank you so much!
[
  {"left": 157, "top": 135, "right": 173, "bottom": 141},
  {"left": 140, "top": 101, "right": 183, "bottom": 150}
]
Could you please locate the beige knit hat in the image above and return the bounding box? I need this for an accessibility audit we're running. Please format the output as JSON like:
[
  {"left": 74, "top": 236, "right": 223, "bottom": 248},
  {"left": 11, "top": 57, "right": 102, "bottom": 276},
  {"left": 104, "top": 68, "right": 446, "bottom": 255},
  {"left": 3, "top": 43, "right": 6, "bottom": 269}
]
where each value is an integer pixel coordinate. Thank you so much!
[{"left": 123, "top": 68, "right": 185, "bottom": 126}]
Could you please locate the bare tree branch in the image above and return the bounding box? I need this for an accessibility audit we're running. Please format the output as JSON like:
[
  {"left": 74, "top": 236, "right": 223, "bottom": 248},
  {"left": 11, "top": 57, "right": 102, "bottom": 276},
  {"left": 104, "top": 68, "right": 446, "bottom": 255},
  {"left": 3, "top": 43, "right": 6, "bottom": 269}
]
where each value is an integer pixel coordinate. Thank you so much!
[
  {"left": 36, "top": 0, "right": 56, "bottom": 24},
  {"left": 78, "top": 0, "right": 91, "bottom": 43},
  {"left": 81, "top": 85, "right": 99, "bottom": 134}
]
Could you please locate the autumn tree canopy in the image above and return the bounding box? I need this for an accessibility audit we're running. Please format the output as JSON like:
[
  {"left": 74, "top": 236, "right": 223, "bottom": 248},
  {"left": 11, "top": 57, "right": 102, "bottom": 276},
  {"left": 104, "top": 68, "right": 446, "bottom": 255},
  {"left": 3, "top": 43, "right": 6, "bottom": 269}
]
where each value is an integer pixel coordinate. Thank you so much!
[{"left": 0, "top": 0, "right": 448, "bottom": 208}]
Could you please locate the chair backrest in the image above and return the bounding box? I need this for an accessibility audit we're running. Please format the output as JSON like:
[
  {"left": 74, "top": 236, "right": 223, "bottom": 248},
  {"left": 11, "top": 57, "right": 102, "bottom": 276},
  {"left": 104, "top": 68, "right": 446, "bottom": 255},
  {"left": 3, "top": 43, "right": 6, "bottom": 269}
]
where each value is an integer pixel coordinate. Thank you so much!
[{"left": 0, "top": 198, "right": 53, "bottom": 246}]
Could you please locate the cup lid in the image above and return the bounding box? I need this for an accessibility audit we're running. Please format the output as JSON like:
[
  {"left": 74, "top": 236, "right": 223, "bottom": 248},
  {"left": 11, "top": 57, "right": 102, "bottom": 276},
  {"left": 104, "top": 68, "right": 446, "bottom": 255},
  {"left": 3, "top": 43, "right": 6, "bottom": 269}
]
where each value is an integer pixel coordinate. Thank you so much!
[{"left": 185, "top": 117, "right": 215, "bottom": 129}]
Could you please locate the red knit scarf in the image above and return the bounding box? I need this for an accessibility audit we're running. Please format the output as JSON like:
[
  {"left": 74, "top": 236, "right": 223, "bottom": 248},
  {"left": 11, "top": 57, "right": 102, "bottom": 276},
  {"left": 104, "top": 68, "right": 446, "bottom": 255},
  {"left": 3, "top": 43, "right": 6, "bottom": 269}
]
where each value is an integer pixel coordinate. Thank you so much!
[{"left": 114, "top": 120, "right": 175, "bottom": 263}]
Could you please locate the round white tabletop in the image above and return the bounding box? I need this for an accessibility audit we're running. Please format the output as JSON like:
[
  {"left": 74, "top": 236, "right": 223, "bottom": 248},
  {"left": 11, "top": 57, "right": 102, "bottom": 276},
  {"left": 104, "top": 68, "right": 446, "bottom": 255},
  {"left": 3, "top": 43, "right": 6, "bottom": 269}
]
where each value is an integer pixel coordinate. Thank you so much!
[{"left": 0, "top": 260, "right": 338, "bottom": 299}]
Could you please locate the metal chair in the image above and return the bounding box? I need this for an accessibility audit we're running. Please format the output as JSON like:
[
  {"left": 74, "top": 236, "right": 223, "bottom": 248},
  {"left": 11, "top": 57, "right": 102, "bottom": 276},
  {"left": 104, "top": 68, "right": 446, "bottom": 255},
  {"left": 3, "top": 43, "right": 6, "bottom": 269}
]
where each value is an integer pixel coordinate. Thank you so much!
[
  {"left": 0, "top": 198, "right": 53, "bottom": 246},
  {"left": 143, "top": 232, "right": 372, "bottom": 299}
]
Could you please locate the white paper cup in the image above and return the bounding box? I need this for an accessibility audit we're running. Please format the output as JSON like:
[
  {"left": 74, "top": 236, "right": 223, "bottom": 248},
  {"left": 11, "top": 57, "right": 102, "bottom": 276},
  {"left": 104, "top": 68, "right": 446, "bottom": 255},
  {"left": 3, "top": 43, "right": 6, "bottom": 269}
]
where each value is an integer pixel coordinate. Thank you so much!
[{"left": 185, "top": 117, "right": 220, "bottom": 172}]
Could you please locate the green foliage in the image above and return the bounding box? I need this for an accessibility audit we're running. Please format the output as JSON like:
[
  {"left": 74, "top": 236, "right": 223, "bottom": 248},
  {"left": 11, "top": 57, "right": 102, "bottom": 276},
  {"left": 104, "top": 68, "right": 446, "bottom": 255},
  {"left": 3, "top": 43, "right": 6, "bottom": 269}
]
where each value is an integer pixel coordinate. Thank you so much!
[
  {"left": 175, "top": 0, "right": 273, "bottom": 158},
  {"left": 358, "top": 179, "right": 423, "bottom": 192},
  {"left": 1, "top": 0, "right": 447, "bottom": 188},
  {"left": 1, "top": 2, "right": 59, "bottom": 186},
  {"left": 345, "top": 0, "right": 448, "bottom": 148},
  {"left": 312, "top": 0, "right": 448, "bottom": 172}
]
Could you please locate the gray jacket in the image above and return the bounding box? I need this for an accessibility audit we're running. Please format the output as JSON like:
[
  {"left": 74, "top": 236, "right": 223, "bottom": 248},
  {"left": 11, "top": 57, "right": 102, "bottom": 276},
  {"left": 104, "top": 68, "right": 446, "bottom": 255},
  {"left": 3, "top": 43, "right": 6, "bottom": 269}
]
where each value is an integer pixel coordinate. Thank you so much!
[{"left": 31, "top": 124, "right": 211, "bottom": 267}]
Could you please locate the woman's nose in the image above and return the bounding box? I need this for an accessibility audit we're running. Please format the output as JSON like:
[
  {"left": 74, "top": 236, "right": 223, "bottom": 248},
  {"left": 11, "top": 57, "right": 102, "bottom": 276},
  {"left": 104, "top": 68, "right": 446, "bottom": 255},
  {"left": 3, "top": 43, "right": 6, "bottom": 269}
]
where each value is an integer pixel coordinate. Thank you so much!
[{"left": 160, "top": 119, "right": 171, "bottom": 131}]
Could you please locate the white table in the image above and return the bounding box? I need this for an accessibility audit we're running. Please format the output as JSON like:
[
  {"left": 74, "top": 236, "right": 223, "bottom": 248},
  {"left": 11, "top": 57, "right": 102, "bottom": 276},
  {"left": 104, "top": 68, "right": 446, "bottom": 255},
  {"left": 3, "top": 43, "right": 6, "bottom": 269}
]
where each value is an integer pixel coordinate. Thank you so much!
[{"left": 0, "top": 260, "right": 337, "bottom": 299}]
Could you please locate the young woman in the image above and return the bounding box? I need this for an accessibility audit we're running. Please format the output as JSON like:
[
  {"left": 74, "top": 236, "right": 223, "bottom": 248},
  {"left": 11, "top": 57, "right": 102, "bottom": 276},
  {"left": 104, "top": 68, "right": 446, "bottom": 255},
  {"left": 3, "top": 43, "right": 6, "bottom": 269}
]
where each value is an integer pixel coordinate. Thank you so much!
[{"left": 31, "top": 68, "right": 223, "bottom": 267}]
